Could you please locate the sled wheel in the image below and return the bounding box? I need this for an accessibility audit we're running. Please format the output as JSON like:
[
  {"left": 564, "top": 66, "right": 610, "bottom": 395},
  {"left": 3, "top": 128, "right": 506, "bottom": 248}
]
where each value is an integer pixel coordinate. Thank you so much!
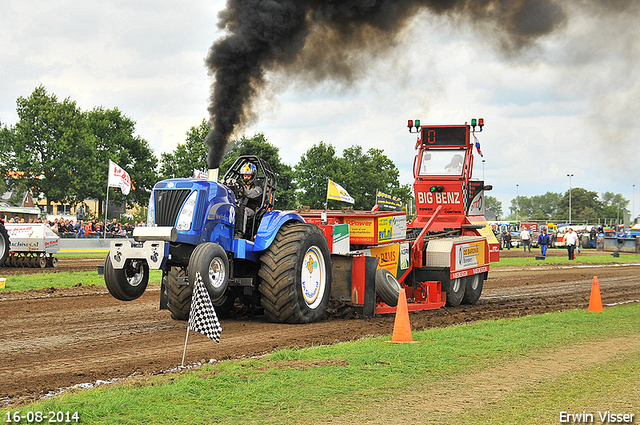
[
  {"left": 258, "top": 222, "right": 332, "bottom": 324},
  {"left": 104, "top": 255, "right": 149, "bottom": 301},
  {"left": 48, "top": 256, "right": 58, "bottom": 268},
  {"left": 0, "top": 224, "right": 9, "bottom": 267},
  {"left": 375, "top": 268, "right": 402, "bottom": 307},
  {"left": 461, "top": 273, "right": 484, "bottom": 305},
  {"left": 187, "top": 242, "right": 229, "bottom": 303},
  {"left": 37, "top": 255, "right": 47, "bottom": 268},
  {"left": 445, "top": 277, "right": 466, "bottom": 307},
  {"left": 165, "top": 267, "right": 191, "bottom": 321}
]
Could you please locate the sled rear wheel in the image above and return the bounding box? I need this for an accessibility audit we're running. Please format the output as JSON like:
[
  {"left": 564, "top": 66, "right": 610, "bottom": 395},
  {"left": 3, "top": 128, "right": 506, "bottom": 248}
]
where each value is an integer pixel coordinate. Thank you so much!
[
  {"left": 445, "top": 277, "right": 465, "bottom": 307},
  {"left": 375, "top": 268, "right": 402, "bottom": 307}
]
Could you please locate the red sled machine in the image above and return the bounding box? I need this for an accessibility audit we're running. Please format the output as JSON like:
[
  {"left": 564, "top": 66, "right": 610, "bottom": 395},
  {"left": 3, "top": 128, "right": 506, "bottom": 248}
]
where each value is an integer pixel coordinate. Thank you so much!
[{"left": 300, "top": 118, "right": 500, "bottom": 316}]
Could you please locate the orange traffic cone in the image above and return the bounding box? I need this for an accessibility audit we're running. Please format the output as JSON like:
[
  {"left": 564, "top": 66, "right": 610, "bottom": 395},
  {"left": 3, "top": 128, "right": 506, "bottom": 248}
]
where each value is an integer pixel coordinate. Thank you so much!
[
  {"left": 588, "top": 276, "right": 603, "bottom": 313},
  {"left": 387, "top": 289, "right": 417, "bottom": 343}
]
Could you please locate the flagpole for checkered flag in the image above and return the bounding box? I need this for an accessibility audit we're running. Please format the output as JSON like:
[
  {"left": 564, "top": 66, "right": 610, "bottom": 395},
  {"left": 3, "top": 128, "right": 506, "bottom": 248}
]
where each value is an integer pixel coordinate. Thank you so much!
[
  {"left": 181, "top": 271, "right": 222, "bottom": 367},
  {"left": 181, "top": 326, "right": 191, "bottom": 367}
]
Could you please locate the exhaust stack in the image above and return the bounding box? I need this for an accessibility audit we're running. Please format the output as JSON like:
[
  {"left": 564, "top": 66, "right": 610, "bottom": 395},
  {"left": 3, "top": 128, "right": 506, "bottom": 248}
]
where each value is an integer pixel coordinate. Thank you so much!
[{"left": 208, "top": 168, "right": 219, "bottom": 182}]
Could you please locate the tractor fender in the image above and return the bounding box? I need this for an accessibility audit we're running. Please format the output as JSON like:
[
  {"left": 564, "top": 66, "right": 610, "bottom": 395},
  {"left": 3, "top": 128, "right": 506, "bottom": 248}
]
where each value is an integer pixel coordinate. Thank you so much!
[{"left": 253, "top": 211, "right": 305, "bottom": 252}]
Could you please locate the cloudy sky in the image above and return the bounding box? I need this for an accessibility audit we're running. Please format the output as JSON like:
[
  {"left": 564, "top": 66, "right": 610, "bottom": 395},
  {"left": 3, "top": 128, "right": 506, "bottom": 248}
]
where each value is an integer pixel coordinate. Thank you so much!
[{"left": 2, "top": 1, "right": 639, "bottom": 218}]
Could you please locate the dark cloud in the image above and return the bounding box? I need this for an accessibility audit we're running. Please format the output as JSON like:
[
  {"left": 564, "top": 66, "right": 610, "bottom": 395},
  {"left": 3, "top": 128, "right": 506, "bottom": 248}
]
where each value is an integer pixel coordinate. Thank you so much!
[{"left": 204, "top": 0, "right": 571, "bottom": 168}]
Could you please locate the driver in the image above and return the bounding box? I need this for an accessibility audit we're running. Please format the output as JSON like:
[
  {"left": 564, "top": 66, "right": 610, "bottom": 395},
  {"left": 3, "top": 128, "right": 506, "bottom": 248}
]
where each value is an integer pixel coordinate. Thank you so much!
[
  {"left": 234, "top": 162, "right": 263, "bottom": 238},
  {"left": 445, "top": 154, "right": 463, "bottom": 174}
]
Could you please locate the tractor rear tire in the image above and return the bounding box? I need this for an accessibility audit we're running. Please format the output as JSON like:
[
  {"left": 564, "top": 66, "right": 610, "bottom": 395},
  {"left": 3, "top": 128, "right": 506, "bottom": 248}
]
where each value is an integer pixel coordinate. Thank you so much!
[
  {"left": 445, "top": 277, "right": 465, "bottom": 307},
  {"left": 375, "top": 268, "right": 402, "bottom": 307},
  {"left": 258, "top": 222, "right": 332, "bottom": 324},
  {"left": 0, "top": 223, "right": 9, "bottom": 267},
  {"left": 187, "top": 242, "right": 229, "bottom": 303},
  {"left": 165, "top": 267, "right": 191, "bottom": 320},
  {"left": 461, "top": 273, "right": 483, "bottom": 305},
  {"left": 104, "top": 255, "right": 149, "bottom": 301}
]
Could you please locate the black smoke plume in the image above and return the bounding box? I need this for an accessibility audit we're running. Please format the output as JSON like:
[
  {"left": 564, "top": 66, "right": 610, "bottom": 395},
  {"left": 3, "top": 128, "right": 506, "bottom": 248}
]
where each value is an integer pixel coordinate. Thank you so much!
[{"left": 204, "top": 0, "right": 567, "bottom": 169}]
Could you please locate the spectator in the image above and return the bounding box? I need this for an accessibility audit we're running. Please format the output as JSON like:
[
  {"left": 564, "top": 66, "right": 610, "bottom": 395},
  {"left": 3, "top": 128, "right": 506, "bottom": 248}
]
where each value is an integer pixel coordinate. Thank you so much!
[
  {"left": 106, "top": 218, "right": 118, "bottom": 234},
  {"left": 520, "top": 228, "right": 532, "bottom": 252},
  {"left": 84, "top": 221, "right": 96, "bottom": 237},
  {"left": 538, "top": 228, "right": 551, "bottom": 257},
  {"left": 504, "top": 232, "right": 512, "bottom": 250},
  {"left": 75, "top": 220, "right": 85, "bottom": 238},
  {"left": 123, "top": 222, "right": 133, "bottom": 236},
  {"left": 113, "top": 221, "right": 123, "bottom": 235},
  {"left": 565, "top": 227, "right": 579, "bottom": 260}
]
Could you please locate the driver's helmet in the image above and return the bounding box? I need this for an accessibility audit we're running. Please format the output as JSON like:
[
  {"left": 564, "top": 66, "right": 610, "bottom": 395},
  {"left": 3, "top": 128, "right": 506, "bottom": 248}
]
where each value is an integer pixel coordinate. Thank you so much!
[{"left": 240, "top": 163, "right": 257, "bottom": 186}]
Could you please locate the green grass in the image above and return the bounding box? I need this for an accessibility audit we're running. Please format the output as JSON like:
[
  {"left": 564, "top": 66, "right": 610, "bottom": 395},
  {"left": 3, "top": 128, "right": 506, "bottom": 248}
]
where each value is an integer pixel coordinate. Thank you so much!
[
  {"left": 0, "top": 270, "right": 162, "bottom": 291},
  {"left": 4, "top": 304, "right": 639, "bottom": 424},
  {"left": 493, "top": 252, "right": 640, "bottom": 268}
]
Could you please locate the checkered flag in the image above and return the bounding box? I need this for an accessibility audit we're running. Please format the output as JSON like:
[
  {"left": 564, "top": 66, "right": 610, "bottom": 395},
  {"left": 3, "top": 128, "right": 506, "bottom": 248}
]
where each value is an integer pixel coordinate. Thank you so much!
[{"left": 188, "top": 272, "right": 222, "bottom": 343}]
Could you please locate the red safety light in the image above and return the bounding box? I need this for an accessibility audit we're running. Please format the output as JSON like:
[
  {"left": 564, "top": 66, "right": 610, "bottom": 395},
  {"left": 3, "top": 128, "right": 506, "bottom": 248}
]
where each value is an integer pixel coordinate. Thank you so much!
[
  {"left": 471, "top": 117, "right": 485, "bottom": 133},
  {"left": 408, "top": 119, "right": 413, "bottom": 129}
]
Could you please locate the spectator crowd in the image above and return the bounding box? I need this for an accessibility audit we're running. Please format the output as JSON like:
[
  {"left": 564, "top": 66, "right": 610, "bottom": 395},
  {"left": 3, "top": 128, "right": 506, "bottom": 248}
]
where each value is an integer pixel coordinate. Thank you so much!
[{"left": 4, "top": 216, "right": 146, "bottom": 238}]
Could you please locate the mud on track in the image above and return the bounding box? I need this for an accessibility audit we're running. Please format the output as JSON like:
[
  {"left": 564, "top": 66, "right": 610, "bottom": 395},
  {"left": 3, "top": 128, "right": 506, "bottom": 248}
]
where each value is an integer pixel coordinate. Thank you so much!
[{"left": 1, "top": 250, "right": 640, "bottom": 406}]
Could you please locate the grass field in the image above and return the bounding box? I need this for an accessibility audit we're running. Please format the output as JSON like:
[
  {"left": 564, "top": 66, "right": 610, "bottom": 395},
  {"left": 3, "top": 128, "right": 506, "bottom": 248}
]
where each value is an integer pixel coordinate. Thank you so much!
[
  {"left": 2, "top": 250, "right": 638, "bottom": 292},
  {"left": 2, "top": 304, "right": 638, "bottom": 424},
  {"left": 0, "top": 270, "right": 162, "bottom": 291},
  {"left": 494, "top": 252, "right": 640, "bottom": 268}
]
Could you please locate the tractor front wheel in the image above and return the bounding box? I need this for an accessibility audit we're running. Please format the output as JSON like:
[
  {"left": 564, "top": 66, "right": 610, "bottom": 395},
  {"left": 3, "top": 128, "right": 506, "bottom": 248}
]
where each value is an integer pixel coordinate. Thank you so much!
[
  {"left": 188, "top": 242, "right": 229, "bottom": 303},
  {"left": 258, "top": 222, "right": 332, "bottom": 324},
  {"left": 104, "top": 256, "right": 149, "bottom": 301}
]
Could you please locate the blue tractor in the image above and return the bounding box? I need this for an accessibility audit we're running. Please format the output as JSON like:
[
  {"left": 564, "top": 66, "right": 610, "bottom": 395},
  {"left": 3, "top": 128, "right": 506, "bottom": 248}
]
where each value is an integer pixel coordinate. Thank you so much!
[{"left": 103, "top": 155, "right": 332, "bottom": 324}]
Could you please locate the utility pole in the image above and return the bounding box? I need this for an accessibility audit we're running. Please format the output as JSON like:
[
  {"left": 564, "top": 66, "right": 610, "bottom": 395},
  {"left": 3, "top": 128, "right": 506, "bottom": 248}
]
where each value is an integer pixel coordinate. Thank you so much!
[
  {"left": 567, "top": 174, "right": 574, "bottom": 224},
  {"left": 516, "top": 184, "right": 519, "bottom": 222}
]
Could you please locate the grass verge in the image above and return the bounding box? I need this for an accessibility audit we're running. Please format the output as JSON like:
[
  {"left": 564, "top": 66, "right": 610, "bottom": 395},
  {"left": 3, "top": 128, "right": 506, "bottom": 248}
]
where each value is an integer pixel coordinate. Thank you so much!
[
  {"left": 3, "top": 303, "right": 639, "bottom": 424},
  {"left": 493, "top": 252, "right": 640, "bottom": 268},
  {"left": 0, "top": 270, "right": 162, "bottom": 291}
]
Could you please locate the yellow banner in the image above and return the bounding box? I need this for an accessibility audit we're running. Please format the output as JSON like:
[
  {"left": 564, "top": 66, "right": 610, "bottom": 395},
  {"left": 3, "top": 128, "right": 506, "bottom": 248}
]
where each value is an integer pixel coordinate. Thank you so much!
[{"left": 327, "top": 180, "right": 354, "bottom": 204}]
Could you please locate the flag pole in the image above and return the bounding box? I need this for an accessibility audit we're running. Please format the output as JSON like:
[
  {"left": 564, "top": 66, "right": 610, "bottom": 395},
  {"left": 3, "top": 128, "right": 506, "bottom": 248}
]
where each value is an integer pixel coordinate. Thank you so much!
[
  {"left": 104, "top": 162, "right": 110, "bottom": 238},
  {"left": 181, "top": 327, "right": 190, "bottom": 367},
  {"left": 322, "top": 179, "right": 330, "bottom": 224}
]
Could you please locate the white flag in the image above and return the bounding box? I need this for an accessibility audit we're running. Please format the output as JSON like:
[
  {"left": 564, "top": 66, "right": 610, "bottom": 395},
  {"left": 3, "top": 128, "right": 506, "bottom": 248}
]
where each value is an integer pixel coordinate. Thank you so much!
[
  {"left": 188, "top": 272, "right": 222, "bottom": 342},
  {"left": 327, "top": 179, "right": 355, "bottom": 204},
  {"left": 108, "top": 160, "right": 131, "bottom": 195}
]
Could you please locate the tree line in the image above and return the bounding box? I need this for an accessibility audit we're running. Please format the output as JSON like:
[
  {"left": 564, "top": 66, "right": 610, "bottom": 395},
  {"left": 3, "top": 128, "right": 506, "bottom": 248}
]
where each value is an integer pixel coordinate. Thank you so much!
[
  {"left": 1, "top": 87, "right": 629, "bottom": 222},
  {"left": 0, "top": 87, "right": 411, "bottom": 215},
  {"left": 501, "top": 190, "right": 631, "bottom": 224}
]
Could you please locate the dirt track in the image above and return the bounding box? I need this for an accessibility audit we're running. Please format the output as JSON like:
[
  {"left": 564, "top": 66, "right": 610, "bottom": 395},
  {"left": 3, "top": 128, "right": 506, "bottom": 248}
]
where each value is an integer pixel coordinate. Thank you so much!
[{"left": 1, "top": 249, "right": 639, "bottom": 406}]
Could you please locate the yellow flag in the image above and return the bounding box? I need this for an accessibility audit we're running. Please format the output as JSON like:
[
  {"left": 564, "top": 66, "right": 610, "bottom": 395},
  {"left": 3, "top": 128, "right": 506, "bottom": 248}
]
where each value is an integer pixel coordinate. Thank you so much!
[{"left": 327, "top": 180, "right": 355, "bottom": 204}]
